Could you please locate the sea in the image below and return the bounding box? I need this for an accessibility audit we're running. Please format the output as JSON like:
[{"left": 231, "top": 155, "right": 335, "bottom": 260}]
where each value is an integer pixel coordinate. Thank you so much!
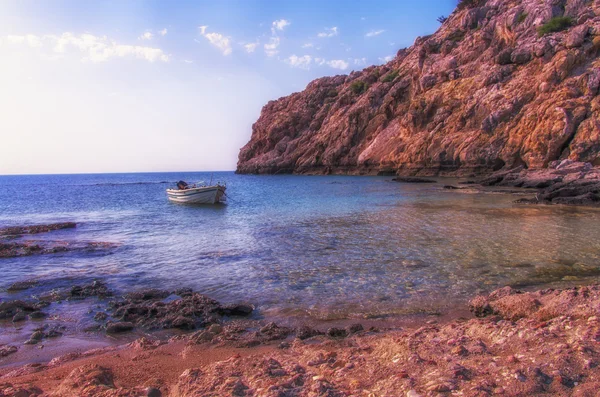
[{"left": 2, "top": 171, "right": 600, "bottom": 328}]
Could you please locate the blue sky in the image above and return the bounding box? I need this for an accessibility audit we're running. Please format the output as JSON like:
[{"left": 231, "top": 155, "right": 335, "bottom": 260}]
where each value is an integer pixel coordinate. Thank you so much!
[{"left": 0, "top": 0, "right": 456, "bottom": 174}]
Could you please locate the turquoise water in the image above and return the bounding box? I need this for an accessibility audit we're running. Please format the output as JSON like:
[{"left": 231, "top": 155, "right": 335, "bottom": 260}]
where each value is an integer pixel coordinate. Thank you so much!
[{"left": 2, "top": 172, "right": 600, "bottom": 322}]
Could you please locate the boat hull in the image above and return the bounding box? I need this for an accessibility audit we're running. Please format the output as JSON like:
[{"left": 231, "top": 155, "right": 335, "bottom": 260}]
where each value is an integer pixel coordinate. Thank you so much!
[{"left": 166, "top": 186, "right": 226, "bottom": 204}]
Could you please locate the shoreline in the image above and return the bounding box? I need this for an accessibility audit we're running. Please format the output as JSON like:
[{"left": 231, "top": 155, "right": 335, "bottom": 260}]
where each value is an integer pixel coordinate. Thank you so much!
[{"left": 2, "top": 284, "right": 600, "bottom": 396}]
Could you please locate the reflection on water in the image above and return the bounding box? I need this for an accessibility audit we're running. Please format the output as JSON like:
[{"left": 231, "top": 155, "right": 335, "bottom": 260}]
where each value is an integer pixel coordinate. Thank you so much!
[{"left": 1, "top": 172, "right": 600, "bottom": 321}]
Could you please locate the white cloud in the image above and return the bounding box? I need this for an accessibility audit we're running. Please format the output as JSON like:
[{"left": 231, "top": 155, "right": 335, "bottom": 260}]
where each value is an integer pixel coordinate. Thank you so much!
[
  {"left": 198, "top": 26, "right": 232, "bottom": 55},
  {"left": 244, "top": 41, "right": 259, "bottom": 53},
  {"left": 326, "top": 59, "right": 349, "bottom": 70},
  {"left": 159, "top": 28, "right": 168, "bottom": 36},
  {"left": 271, "top": 19, "right": 290, "bottom": 34},
  {"left": 285, "top": 54, "right": 312, "bottom": 69},
  {"left": 264, "top": 36, "right": 280, "bottom": 57},
  {"left": 317, "top": 27, "right": 338, "bottom": 38},
  {"left": 183, "top": 59, "right": 193, "bottom": 63},
  {"left": 379, "top": 55, "right": 393, "bottom": 63},
  {"left": 365, "top": 29, "right": 385, "bottom": 38},
  {"left": 6, "top": 34, "right": 42, "bottom": 47},
  {"left": 139, "top": 31, "right": 153, "bottom": 40},
  {"left": 315, "top": 57, "right": 325, "bottom": 66},
  {"left": 354, "top": 57, "right": 367, "bottom": 65},
  {"left": 301, "top": 43, "right": 313, "bottom": 48},
  {"left": 2, "top": 32, "right": 170, "bottom": 62}
]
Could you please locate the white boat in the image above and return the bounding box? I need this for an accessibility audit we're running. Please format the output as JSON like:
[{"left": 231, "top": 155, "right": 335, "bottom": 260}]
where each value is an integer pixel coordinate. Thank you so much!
[{"left": 166, "top": 181, "right": 226, "bottom": 204}]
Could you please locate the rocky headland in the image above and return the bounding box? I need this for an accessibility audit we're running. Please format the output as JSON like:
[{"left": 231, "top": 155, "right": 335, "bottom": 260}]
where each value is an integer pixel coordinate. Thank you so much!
[{"left": 237, "top": 0, "right": 600, "bottom": 179}]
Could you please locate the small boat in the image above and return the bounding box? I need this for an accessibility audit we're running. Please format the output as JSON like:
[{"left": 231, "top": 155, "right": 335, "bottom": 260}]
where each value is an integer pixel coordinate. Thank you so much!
[{"left": 166, "top": 180, "right": 226, "bottom": 204}]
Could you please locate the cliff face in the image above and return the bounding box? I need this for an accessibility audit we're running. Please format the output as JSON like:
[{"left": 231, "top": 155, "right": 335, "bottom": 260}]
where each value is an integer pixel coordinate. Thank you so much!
[{"left": 237, "top": 0, "right": 600, "bottom": 176}]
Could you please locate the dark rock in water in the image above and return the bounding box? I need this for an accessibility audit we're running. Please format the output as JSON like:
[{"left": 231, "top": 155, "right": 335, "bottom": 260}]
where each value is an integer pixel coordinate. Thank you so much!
[
  {"left": 443, "top": 185, "right": 467, "bottom": 190},
  {"left": 296, "top": 326, "right": 323, "bottom": 340},
  {"left": 0, "top": 300, "right": 37, "bottom": 320},
  {"left": 171, "top": 316, "right": 196, "bottom": 330},
  {"left": 106, "top": 322, "right": 135, "bottom": 334},
  {"left": 0, "top": 240, "right": 117, "bottom": 259},
  {"left": 0, "top": 345, "right": 18, "bottom": 357},
  {"left": 110, "top": 292, "right": 222, "bottom": 331},
  {"left": 392, "top": 177, "right": 437, "bottom": 183},
  {"left": 259, "top": 322, "right": 293, "bottom": 341},
  {"left": 125, "top": 289, "right": 170, "bottom": 302},
  {"left": 347, "top": 323, "right": 364, "bottom": 334},
  {"left": 173, "top": 288, "right": 194, "bottom": 298},
  {"left": 29, "top": 311, "right": 47, "bottom": 319},
  {"left": 7, "top": 280, "right": 39, "bottom": 292},
  {"left": 70, "top": 281, "right": 112, "bottom": 299},
  {"left": 12, "top": 312, "right": 27, "bottom": 323},
  {"left": 216, "top": 303, "right": 254, "bottom": 317},
  {"left": 94, "top": 312, "right": 108, "bottom": 321},
  {"left": 326, "top": 327, "right": 348, "bottom": 338},
  {"left": 0, "top": 222, "right": 76, "bottom": 236}
]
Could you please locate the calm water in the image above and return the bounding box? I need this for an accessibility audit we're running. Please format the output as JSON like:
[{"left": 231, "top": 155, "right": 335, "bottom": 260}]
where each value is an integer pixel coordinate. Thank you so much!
[{"left": 2, "top": 172, "right": 600, "bottom": 322}]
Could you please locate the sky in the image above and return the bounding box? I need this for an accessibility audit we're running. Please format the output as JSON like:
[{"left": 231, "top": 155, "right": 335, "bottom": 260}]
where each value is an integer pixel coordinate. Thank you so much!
[{"left": 0, "top": 0, "right": 456, "bottom": 175}]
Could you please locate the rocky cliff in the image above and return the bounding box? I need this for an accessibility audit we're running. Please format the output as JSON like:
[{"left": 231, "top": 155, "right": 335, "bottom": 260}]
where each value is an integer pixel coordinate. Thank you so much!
[{"left": 237, "top": 0, "right": 600, "bottom": 176}]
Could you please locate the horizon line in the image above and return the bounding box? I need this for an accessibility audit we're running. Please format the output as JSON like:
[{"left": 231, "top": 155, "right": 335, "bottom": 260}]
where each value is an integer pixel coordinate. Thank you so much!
[{"left": 0, "top": 169, "right": 236, "bottom": 177}]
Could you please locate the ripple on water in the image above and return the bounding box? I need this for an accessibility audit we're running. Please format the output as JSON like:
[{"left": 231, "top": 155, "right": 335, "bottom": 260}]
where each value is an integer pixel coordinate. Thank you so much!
[{"left": 1, "top": 172, "right": 600, "bottom": 322}]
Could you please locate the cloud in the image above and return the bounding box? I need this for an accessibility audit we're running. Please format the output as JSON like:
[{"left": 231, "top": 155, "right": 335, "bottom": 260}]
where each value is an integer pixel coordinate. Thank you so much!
[
  {"left": 379, "top": 55, "right": 393, "bottom": 63},
  {"left": 1, "top": 32, "right": 169, "bottom": 62},
  {"left": 326, "top": 59, "right": 349, "bottom": 70},
  {"left": 365, "top": 29, "right": 385, "bottom": 38},
  {"left": 5, "top": 34, "right": 43, "bottom": 47},
  {"left": 317, "top": 27, "right": 338, "bottom": 38},
  {"left": 139, "top": 31, "right": 153, "bottom": 40},
  {"left": 285, "top": 54, "right": 312, "bottom": 69},
  {"left": 244, "top": 41, "right": 259, "bottom": 53},
  {"left": 159, "top": 28, "right": 168, "bottom": 36},
  {"left": 301, "top": 43, "right": 313, "bottom": 48},
  {"left": 183, "top": 59, "right": 193, "bottom": 63},
  {"left": 264, "top": 36, "right": 280, "bottom": 57},
  {"left": 353, "top": 57, "right": 367, "bottom": 65},
  {"left": 271, "top": 19, "right": 290, "bottom": 34},
  {"left": 314, "top": 57, "right": 325, "bottom": 66},
  {"left": 198, "top": 26, "right": 232, "bottom": 55}
]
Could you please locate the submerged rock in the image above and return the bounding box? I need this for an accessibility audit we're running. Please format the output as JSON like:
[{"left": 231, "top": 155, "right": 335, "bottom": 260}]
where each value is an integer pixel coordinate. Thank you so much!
[
  {"left": 392, "top": 177, "right": 437, "bottom": 183},
  {"left": 0, "top": 222, "right": 76, "bottom": 236}
]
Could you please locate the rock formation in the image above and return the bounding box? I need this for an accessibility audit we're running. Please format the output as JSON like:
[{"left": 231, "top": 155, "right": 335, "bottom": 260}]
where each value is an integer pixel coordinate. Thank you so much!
[{"left": 237, "top": 0, "right": 600, "bottom": 176}]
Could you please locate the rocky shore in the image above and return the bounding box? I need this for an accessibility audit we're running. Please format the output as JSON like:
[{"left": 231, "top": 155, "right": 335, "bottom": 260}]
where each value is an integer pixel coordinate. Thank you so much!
[
  {"left": 436, "top": 160, "right": 600, "bottom": 206},
  {"left": 0, "top": 222, "right": 117, "bottom": 259},
  {"left": 1, "top": 284, "right": 600, "bottom": 396}
]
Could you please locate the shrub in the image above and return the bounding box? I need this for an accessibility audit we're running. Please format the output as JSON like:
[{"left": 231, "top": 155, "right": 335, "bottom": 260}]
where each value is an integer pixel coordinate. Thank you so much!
[
  {"left": 350, "top": 80, "right": 367, "bottom": 95},
  {"left": 457, "top": 0, "right": 486, "bottom": 10},
  {"left": 516, "top": 12, "right": 528, "bottom": 24},
  {"left": 381, "top": 70, "right": 399, "bottom": 83},
  {"left": 327, "top": 89, "right": 338, "bottom": 97},
  {"left": 446, "top": 30, "right": 465, "bottom": 43},
  {"left": 537, "top": 16, "right": 573, "bottom": 36},
  {"left": 437, "top": 15, "right": 448, "bottom": 24}
]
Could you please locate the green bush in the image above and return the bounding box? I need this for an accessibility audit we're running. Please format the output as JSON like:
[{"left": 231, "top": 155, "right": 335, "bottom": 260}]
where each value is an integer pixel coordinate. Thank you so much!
[
  {"left": 537, "top": 16, "right": 573, "bottom": 36},
  {"left": 381, "top": 70, "right": 399, "bottom": 83},
  {"left": 516, "top": 12, "right": 528, "bottom": 24},
  {"left": 350, "top": 80, "right": 367, "bottom": 95},
  {"left": 327, "top": 89, "right": 338, "bottom": 97}
]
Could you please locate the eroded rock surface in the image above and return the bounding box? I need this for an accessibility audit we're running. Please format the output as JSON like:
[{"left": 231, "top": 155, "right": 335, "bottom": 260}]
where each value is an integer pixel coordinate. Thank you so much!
[{"left": 238, "top": 0, "right": 600, "bottom": 177}]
